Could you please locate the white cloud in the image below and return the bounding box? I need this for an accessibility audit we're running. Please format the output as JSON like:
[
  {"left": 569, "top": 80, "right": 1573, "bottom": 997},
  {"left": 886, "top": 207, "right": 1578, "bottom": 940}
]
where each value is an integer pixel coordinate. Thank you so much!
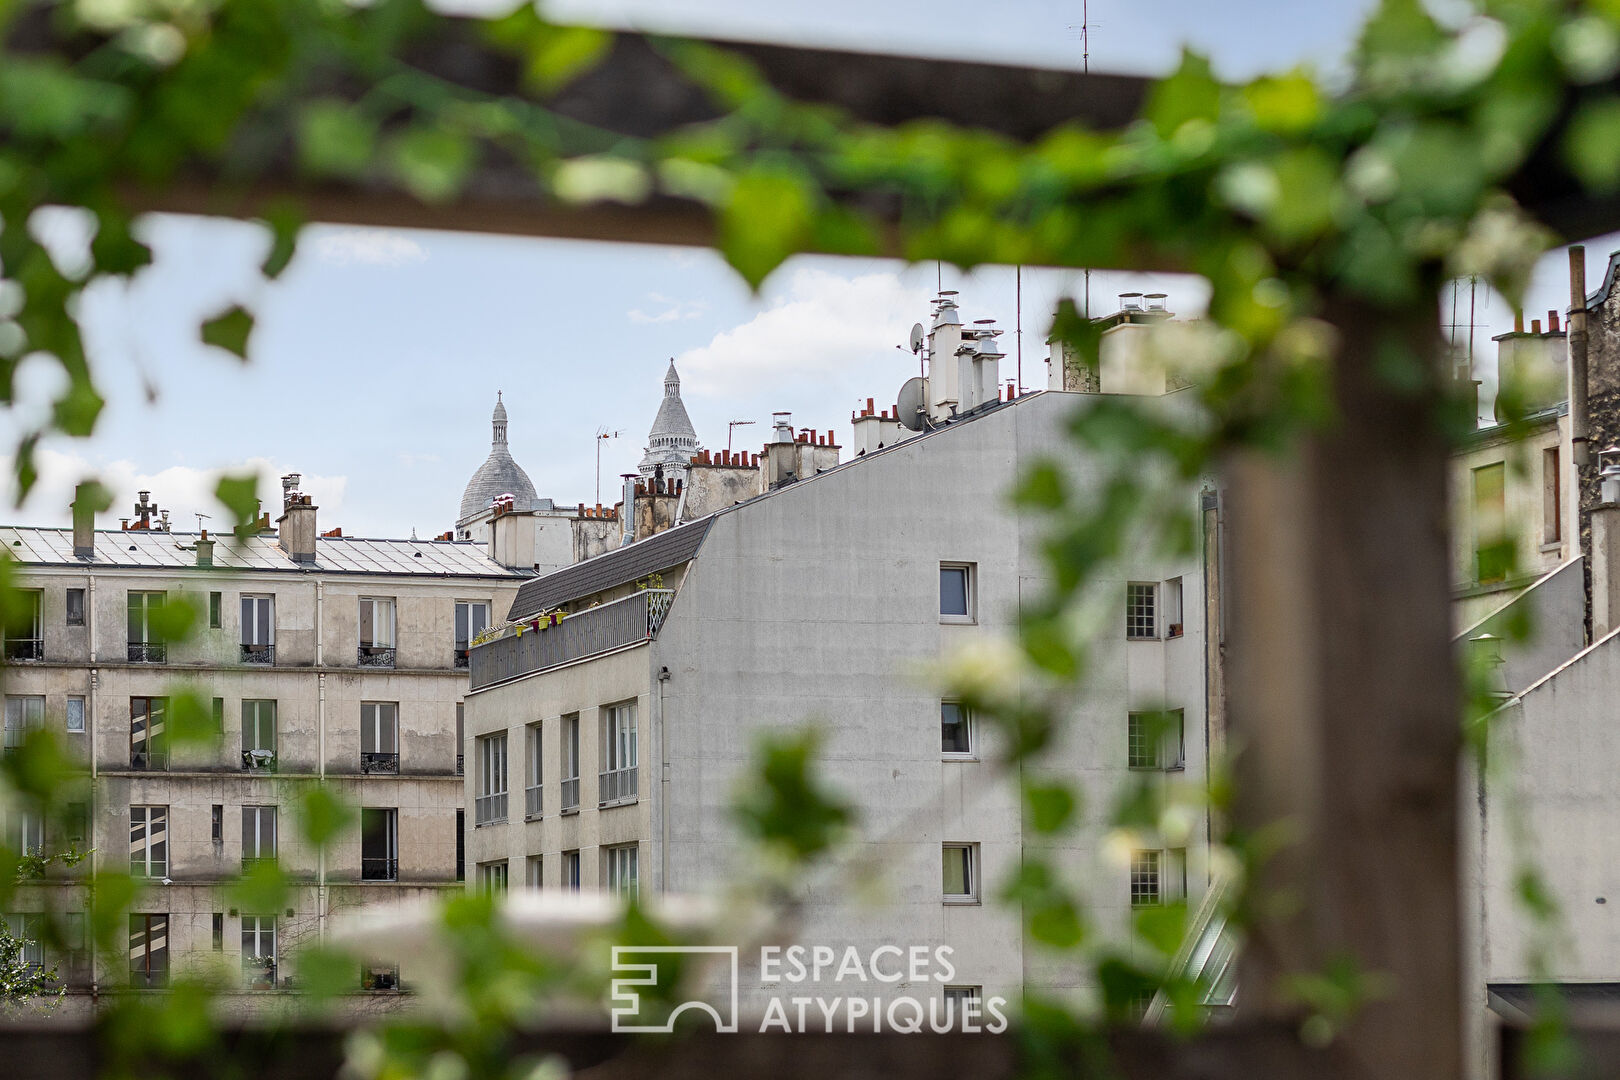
[
  {"left": 627, "top": 292, "right": 707, "bottom": 324},
  {"left": 313, "top": 230, "right": 428, "bottom": 267},
  {"left": 675, "top": 268, "right": 928, "bottom": 398},
  {"left": 0, "top": 446, "right": 348, "bottom": 534}
]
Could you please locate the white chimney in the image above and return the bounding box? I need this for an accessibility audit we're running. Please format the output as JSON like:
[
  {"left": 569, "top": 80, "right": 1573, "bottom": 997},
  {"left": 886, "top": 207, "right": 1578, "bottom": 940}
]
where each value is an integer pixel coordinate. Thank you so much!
[{"left": 928, "top": 293, "right": 963, "bottom": 419}]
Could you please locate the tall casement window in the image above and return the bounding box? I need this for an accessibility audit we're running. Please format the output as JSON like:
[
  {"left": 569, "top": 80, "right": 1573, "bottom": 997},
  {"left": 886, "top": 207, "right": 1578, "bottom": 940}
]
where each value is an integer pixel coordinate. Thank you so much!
[
  {"left": 478, "top": 860, "right": 509, "bottom": 894},
  {"left": 361, "top": 808, "right": 399, "bottom": 881},
  {"left": 2, "top": 590, "right": 42, "bottom": 661},
  {"left": 1164, "top": 577, "right": 1185, "bottom": 639},
  {"left": 65, "top": 587, "right": 85, "bottom": 627},
  {"left": 475, "top": 733, "right": 508, "bottom": 825},
  {"left": 562, "top": 850, "right": 581, "bottom": 891},
  {"left": 455, "top": 810, "right": 464, "bottom": 882},
  {"left": 1131, "top": 850, "right": 1162, "bottom": 908},
  {"left": 130, "top": 697, "right": 168, "bottom": 770},
  {"left": 454, "top": 601, "right": 490, "bottom": 668},
  {"left": 526, "top": 855, "right": 543, "bottom": 890},
  {"left": 525, "top": 722, "right": 543, "bottom": 819},
  {"left": 939, "top": 564, "right": 974, "bottom": 622},
  {"left": 4, "top": 914, "right": 43, "bottom": 972},
  {"left": 241, "top": 700, "right": 277, "bottom": 772},
  {"left": 560, "top": 714, "right": 580, "bottom": 813},
  {"left": 126, "top": 590, "right": 166, "bottom": 663},
  {"left": 129, "top": 914, "right": 169, "bottom": 988},
  {"left": 605, "top": 844, "right": 639, "bottom": 898},
  {"left": 7, "top": 809, "right": 44, "bottom": 856},
  {"left": 240, "top": 594, "right": 274, "bottom": 664},
  {"left": 1127, "top": 709, "right": 1186, "bottom": 771},
  {"left": 241, "top": 916, "right": 277, "bottom": 989},
  {"left": 128, "top": 806, "right": 168, "bottom": 878},
  {"left": 242, "top": 805, "right": 277, "bottom": 867},
  {"left": 942, "top": 843, "right": 979, "bottom": 903},
  {"left": 361, "top": 702, "right": 400, "bottom": 773},
  {"left": 941, "top": 701, "right": 974, "bottom": 757},
  {"left": 1126, "top": 582, "right": 1158, "bottom": 640},
  {"left": 600, "top": 702, "right": 638, "bottom": 805},
  {"left": 456, "top": 704, "right": 465, "bottom": 776},
  {"left": 4, "top": 695, "right": 44, "bottom": 755},
  {"left": 1473, "top": 461, "right": 1509, "bottom": 583},
  {"left": 1544, "top": 446, "right": 1562, "bottom": 545},
  {"left": 358, "top": 597, "right": 396, "bottom": 667}
]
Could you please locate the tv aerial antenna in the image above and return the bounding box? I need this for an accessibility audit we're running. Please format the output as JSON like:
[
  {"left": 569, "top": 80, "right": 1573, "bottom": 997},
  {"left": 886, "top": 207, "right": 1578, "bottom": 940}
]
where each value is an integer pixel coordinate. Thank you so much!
[
  {"left": 595, "top": 427, "right": 622, "bottom": 505},
  {"left": 727, "top": 419, "right": 755, "bottom": 455}
]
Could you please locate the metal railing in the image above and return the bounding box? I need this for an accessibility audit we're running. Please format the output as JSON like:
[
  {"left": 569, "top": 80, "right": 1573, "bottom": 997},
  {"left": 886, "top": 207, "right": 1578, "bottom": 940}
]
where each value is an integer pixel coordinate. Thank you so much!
[
  {"left": 360, "top": 752, "right": 399, "bottom": 774},
  {"left": 474, "top": 792, "right": 507, "bottom": 826},
  {"left": 128, "top": 642, "right": 166, "bottom": 663},
  {"left": 241, "top": 856, "right": 276, "bottom": 871},
  {"left": 525, "top": 784, "right": 542, "bottom": 819},
  {"left": 454, "top": 649, "right": 470, "bottom": 669},
  {"left": 560, "top": 777, "right": 579, "bottom": 813},
  {"left": 455, "top": 754, "right": 463, "bottom": 776},
  {"left": 240, "top": 643, "right": 275, "bottom": 665},
  {"left": 599, "top": 767, "right": 638, "bottom": 805},
  {"left": 241, "top": 749, "right": 277, "bottom": 772},
  {"left": 4, "top": 638, "right": 43, "bottom": 661},
  {"left": 470, "top": 589, "right": 676, "bottom": 691},
  {"left": 358, "top": 646, "right": 396, "bottom": 668},
  {"left": 130, "top": 750, "right": 169, "bottom": 771},
  {"left": 361, "top": 857, "right": 398, "bottom": 882}
]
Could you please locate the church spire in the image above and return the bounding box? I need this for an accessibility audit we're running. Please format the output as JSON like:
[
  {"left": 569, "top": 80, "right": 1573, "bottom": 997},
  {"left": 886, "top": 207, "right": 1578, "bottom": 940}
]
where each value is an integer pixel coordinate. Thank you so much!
[{"left": 492, "top": 391, "right": 508, "bottom": 446}]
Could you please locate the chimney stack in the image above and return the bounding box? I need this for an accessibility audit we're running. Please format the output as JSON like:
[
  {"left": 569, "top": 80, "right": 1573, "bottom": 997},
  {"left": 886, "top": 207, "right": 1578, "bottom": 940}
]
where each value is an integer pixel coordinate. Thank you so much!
[
  {"left": 275, "top": 487, "right": 317, "bottom": 563},
  {"left": 70, "top": 482, "right": 98, "bottom": 559},
  {"left": 1571, "top": 245, "right": 1591, "bottom": 467},
  {"left": 195, "top": 529, "right": 214, "bottom": 567}
]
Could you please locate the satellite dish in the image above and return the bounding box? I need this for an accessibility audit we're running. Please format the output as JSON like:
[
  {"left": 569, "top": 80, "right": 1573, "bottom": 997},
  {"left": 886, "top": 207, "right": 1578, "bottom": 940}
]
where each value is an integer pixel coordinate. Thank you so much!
[
  {"left": 908, "top": 322, "right": 925, "bottom": 353},
  {"left": 896, "top": 377, "right": 927, "bottom": 431}
]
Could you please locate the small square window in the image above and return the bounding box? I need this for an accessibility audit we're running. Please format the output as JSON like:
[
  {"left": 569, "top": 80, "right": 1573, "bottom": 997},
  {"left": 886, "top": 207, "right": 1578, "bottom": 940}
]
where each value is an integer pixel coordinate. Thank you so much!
[
  {"left": 940, "top": 564, "right": 973, "bottom": 621},
  {"left": 942, "top": 843, "right": 978, "bottom": 902},
  {"left": 941, "top": 702, "right": 973, "bottom": 756},
  {"left": 66, "top": 588, "right": 85, "bottom": 627},
  {"left": 1126, "top": 583, "right": 1157, "bottom": 640}
]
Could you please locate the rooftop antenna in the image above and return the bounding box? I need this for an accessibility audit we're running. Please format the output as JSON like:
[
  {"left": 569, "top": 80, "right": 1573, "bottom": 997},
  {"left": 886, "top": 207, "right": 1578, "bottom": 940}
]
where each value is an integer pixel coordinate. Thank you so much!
[
  {"left": 1443, "top": 275, "right": 1484, "bottom": 382},
  {"left": 1069, "top": 2, "right": 1095, "bottom": 318},
  {"left": 727, "top": 419, "right": 756, "bottom": 455},
  {"left": 595, "top": 428, "right": 622, "bottom": 506},
  {"left": 193, "top": 512, "right": 211, "bottom": 533},
  {"left": 1016, "top": 264, "right": 1023, "bottom": 394}
]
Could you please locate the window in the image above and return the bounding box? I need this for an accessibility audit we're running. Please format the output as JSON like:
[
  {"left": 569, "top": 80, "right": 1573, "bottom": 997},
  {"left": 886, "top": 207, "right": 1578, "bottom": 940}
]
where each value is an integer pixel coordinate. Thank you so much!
[
  {"left": 212, "top": 913, "right": 224, "bottom": 951},
  {"left": 1126, "top": 583, "right": 1157, "bottom": 639},
  {"left": 525, "top": 854, "right": 543, "bottom": 890},
  {"left": 941, "top": 702, "right": 973, "bottom": 756},
  {"left": 455, "top": 810, "right": 464, "bottom": 882},
  {"left": 1131, "top": 850, "right": 1161, "bottom": 907},
  {"left": 3, "top": 915, "right": 43, "bottom": 972},
  {"left": 130, "top": 697, "right": 167, "bottom": 770},
  {"left": 1473, "top": 461, "right": 1509, "bottom": 583},
  {"left": 525, "top": 722, "right": 542, "bottom": 819},
  {"left": 5, "top": 807, "right": 44, "bottom": 856},
  {"left": 66, "top": 696, "right": 85, "bottom": 733},
  {"left": 362, "top": 964, "right": 401, "bottom": 992},
  {"left": 942, "top": 843, "right": 978, "bottom": 902},
  {"left": 943, "top": 986, "right": 983, "bottom": 1029},
  {"left": 1128, "top": 709, "right": 1185, "bottom": 770},
  {"left": 126, "top": 590, "right": 166, "bottom": 662},
  {"left": 212, "top": 804, "right": 223, "bottom": 844},
  {"left": 358, "top": 596, "right": 396, "bottom": 665},
  {"left": 66, "top": 587, "right": 85, "bottom": 627},
  {"left": 477, "top": 860, "right": 508, "bottom": 894},
  {"left": 212, "top": 697, "right": 224, "bottom": 733},
  {"left": 1163, "top": 848, "right": 1188, "bottom": 903},
  {"left": 129, "top": 914, "right": 168, "bottom": 988},
  {"left": 940, "top": 564, "right": 973, "bottom": 621},
  {"left": 1544, "top": 447, "right": 1562, "bottom": 545},
  {"left": 456, "top": 703, "right": 465, "bottom": 776},
  {"left": 241, "top": 700, "right": 277, "bottom": 771},
  {"left": 600, "top": 703, "right": 638, "bottom": 805},
  {"left": 475, "top": 733, "right": 508, "bottom": 825},
  {"left": 209, "top": 591, "right": 222, "bottom": 629},
  {"left": 240, "top": 594, "right": 274, "bottom": 663},
  {"left": 241, "top": 915, "right": 276, "bottom": 988},
  {"left": 4, "top": 695, "right": 44, "bottom": 754},
  {"left": 1164, "top": 577, "right": 1184, "bottom": 638},
  {"left": 242, "top": 805, "right": 277, "bottom": 866},
  {"left": 361, "top": 702, "right": 400, "bottom": 773},
  {"left": 129, "top": 806, "right": 168, "bottom": 878},
  {"left": 361, "top": 808, "right": 398, "bottom": 881},
  {"left": 454, "top": 601, "right": 490, "bottom": 667},
  {"left": 606, "top": 844, "right": 639, "bottom": 898},
  {"left": 3, "top": 590, "right": 42, "bottom": 661},
  {"left": 562, "top": 850, "right": 581, "bottom": 891},
  {"left": 560, "top": 714, "right": 580, "bottom": 813}
]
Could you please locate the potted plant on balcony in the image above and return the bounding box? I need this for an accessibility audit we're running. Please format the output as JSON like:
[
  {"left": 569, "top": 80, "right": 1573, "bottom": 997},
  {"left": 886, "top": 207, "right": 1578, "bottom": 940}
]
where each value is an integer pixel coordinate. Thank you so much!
[{"left": 244, "top": 954, "right": 276, "bottom": 990}]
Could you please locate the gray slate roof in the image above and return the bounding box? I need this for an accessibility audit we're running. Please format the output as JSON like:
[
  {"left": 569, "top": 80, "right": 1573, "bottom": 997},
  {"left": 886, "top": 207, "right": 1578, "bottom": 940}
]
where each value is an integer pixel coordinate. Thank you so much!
[
  {"left": 507, "top": 517, "right": 713, "bottom": 619},
  {"left": 0, "top": 527, "right": 526, "bottom": 578}
]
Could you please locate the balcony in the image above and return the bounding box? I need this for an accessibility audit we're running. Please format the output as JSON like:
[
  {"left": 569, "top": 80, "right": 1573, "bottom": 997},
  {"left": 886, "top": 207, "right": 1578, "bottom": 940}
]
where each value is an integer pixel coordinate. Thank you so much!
[
  {"left": 128, "top": 642, "right": 166, "bottom": 664},
  {"left": 599, "top": 766, "right": 638, "bottom": 806},
  {"left": 360, "top": 752, "right": 399, "bottom": 775},
  {"left": 130, "top": 750, "right": 169, "bottom": 771},
  {"left": 243, "top": 959, "right": 277, "bottom": 990},
  {"left": 4, "top": 638, "right": 43, "bottom": 662},
  {"left": 358, "top": 646, "right": 396, "bottom": 668},
  {"left": 240, "top": 643, "right": 275, "bottom": 665},
  {"left": 361, "top": 857, "right": 398, "bottom": 882},
  {"left": 560, "top": 777, "right": 579, "bottom": 813},
  {"left": 241, "top": 749, "right": 277, "bottom": 773},
  {"left": 474, "top": 792, "right": 507, "bottom": 826},
  {"left": 469, "top": 589, "right": 675, "bottom": 691},
  {"left": 525, "top": 784, "right": 542, "bottom": 819}
]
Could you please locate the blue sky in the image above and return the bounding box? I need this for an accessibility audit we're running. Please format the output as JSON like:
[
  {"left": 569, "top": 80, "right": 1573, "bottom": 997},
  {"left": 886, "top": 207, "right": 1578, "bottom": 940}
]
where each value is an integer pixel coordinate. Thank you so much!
[{"left": 3, "top": 0, "right": 1608, "bottom": 537}]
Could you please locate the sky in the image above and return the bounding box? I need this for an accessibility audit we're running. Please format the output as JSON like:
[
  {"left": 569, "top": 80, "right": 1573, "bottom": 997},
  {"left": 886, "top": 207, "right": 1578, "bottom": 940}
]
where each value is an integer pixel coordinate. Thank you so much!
[{"left": 2, "top": 0, "right": 1611, "bottom": 538}]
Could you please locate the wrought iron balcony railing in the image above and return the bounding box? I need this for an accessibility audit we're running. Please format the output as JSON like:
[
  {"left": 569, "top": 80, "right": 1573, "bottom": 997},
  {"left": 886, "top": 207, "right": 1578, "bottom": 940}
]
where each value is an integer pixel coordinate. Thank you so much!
[
  {"left": 130, "top": 750, "right": 169, "bottom": 771},
  {"left": 240, "top": 643, "right": 275, "bottom": 665},
  {"left": 4, "top": 638, "right": 43, "bottom": 661},
  {"left": 361, "top": 856, "right": 398, "bottom": 882},
  {"left": 358, "top": 646, "right": 396, "bottom": 668},
  {"left": 360, "top": 752, "right": 399, "bottom": 774},
  {"left": 128, "top": 642, "right": 166, "bottom": 663},
  {"left": 241, "top": 749, "right": 277, "bottom": 772}
]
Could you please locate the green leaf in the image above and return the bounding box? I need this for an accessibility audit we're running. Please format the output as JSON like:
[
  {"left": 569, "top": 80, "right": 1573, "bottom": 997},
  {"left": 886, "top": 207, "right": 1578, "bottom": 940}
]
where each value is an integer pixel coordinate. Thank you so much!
[
  {"left": 1014, "top": 461, "right": 1068, "bottom": 511},
  {"left": 720, "top": 169, "right": 814, "bottom": 289},
  {"left": 1566, "top": 96, "right": 1620, "bottom": 193},
  {"left": 91, "top": 211, "right": 153, "bottom": 277},
  {"left": 52, "top": 376, "right": 104, "bottom": 437},
  {"left": 166, "top": 689, "right": 218, "bottom": 748},
  {"left": 1145, "top": 51, "right": 1220, "bottom": 140},
  {"left": 525, "top": 25, "right": 611, "bottom": 94},
  {"left": 388, "top": 127, "right": 476, "bottom": 204},
  {"left": 298, "top": 101, "right": 377, "bottom": 180},
  {"left": 227, "top": 860, "right": 291, "bottom": 915},
  {"left": 1025, "top": 782, "right": 1077, "bottom": 833},
  {"left": 1242, "top": 70, "right": 1321, "bottom": 134},
  {"left": 12, "top": 433, "right": 38, "bottom": 504},
  {"left": 732, "top": 729, "right": 853, "bottom": 862},
  {"left": 148, "top": 597, "right": 197, "bottom": 643},
  {"left": 259, "top": 203, "right": 303, "bottom": 280},
  {"left": 298, "top": 785, "right": 356, "bottom": 850},
  {"left": 214, "top": 473, "right": 261, "bottom": 536},
  {"left": 200, "top": 304, "right": 253, "bottom": 360}
]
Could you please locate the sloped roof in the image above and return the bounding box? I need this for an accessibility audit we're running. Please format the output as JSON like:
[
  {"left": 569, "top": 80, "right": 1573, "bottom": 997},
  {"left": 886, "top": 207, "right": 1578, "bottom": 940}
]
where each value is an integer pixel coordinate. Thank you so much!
[{"left": 507, "top": 518, "right": 712, "bottom": 619}]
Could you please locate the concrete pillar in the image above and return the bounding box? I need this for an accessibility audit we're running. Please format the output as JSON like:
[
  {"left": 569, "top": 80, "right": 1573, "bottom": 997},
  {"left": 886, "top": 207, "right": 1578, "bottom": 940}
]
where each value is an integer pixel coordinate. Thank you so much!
[{"left": 1592, "top": 501, "right": 1620, "bottom": 638}]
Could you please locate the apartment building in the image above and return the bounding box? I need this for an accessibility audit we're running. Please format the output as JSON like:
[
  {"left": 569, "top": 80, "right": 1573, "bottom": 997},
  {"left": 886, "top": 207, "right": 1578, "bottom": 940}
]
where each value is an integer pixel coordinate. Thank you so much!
[
  {"left": 0, "top": 487, "right": 525, "bottom": 1010},
  {"left": 464, "top": 353, "right": 1213, "bottom": 1016}
]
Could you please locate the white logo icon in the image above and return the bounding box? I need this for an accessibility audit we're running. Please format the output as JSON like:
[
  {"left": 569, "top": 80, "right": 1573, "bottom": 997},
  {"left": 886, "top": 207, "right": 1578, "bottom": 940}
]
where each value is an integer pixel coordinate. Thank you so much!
[{"left": 610, "top": 945, "right": 739, "bottom": 1033}]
